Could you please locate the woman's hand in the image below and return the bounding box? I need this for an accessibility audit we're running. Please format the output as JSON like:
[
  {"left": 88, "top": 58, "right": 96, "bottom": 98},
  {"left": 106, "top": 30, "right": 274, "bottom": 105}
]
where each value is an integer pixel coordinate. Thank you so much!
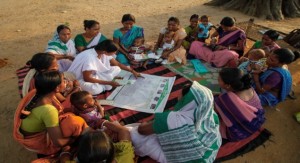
[
  {"left": 126, "top": 54, "right": 134, "bottom": 61},
  {"left": 216, "top": 45, "right": 227, "bottom": 50},
  {"left": 110, "top": 81, "right": 121, "bottom": 87},
  {"left": 72, "top": 80, "right": 79, "bottom": 87},
  {"left": 252, "top": 72, "right": 260, "bottom": 81},
  {"left": 65, "top": 55, "right": 75, "bottom": 61},
  {"left": 132, "top": 70, "right": 143, "bottom": 78}
]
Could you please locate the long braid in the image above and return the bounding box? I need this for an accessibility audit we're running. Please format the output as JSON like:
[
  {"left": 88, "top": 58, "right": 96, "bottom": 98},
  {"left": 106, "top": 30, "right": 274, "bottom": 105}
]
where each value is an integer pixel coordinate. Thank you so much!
[{"left": 20, "top": 94, "right": 42, "bottom": 119}]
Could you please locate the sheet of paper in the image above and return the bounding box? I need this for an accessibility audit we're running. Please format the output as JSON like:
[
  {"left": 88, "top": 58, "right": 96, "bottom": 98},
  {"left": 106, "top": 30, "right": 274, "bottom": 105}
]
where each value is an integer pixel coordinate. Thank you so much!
[
  {"left": 106, "top": 73, "right": 175, "bottom": 113},
  {"left": 148, "top": 52, "right": 160, "bottom": 59},
  {"left": 115, "top": 79, "right": 136, "bottom": 85}
]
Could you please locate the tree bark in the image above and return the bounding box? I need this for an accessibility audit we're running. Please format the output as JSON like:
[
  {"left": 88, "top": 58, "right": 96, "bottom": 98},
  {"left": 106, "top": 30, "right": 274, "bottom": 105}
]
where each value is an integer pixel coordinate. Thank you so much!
[
  {"left": 282, "top": 0, "right": 300, "bottom": 18},
  {"left": 205, "top": 0, "right": 300, "bottom": 20}
]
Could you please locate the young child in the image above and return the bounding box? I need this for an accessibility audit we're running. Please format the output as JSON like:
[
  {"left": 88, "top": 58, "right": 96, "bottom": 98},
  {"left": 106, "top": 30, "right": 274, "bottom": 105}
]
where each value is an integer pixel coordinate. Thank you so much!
[
  {"left": 238, "top": 49, "right": 266, "bottom": 75},
  {"left": 128, "top": 37, "right": 149, "bottom": 68},
  {"left": 70, "top": 91, "right": 105, "bottom": 129},
  {"left": 155, "top": 31, "right": 176, "bottom": 64},
  {"left": 60, "top": 123, "right": 135, "bottom": 163},
  {"left": 197, "top": 15, "right": 214, "bottom": 42}
]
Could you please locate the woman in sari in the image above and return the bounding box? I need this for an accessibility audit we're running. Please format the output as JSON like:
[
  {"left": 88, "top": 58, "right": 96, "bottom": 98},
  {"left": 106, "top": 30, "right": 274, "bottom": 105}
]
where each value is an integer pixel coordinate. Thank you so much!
[
  {"left": 21, "top": 53, "right": 59, "bottom": 97},
  {"left": 189, "top": 17, "right": 246, "bottom": 67},
  {"left": 215, "top": 68, "right": 265, "bottom": 141},
  {"left": 154, "top": 16, "right": 187, "bottom": 65},
  {"left": 45, "top": 25, "right": 76, "bottom": 72},
  {"left": 113, "top": 14, "right": 144, "bottom": 66},
  {"left": 182, "top": 14, "right": 199, "bottom": 50},
  {"left": 74, "top": 20, "right": 107, "bottom": 52},
  {"left": 68, "top": 40, "right": 142, "bottom": 95},
  {"left": 253, "top": 48, "right": 299, "bottom": 107},
  {"left": 13, "top": 71, "right": 89, "bottom": 157},
  {"left": 245, "top": 29, "right": 280, "bottom": 57},
  {"left": 129, "top": 82, "right": 221, "bottom": 163},
  {"left": 20, "top": 53, "right": 80, "bottom": 111}
]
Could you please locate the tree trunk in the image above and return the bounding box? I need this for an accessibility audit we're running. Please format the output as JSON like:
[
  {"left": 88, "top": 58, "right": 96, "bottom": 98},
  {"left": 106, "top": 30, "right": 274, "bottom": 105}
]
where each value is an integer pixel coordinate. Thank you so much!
[
  {"left": 205, "top": 0, "right": 300, "bottom": 20},
  {"left": 282, "top": 0, "right": 300, "bottom": 18}
]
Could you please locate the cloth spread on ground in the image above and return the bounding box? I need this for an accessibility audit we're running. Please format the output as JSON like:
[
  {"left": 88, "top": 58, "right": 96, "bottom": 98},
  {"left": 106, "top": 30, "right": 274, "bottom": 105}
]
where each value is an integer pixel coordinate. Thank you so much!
[{"left": 163, "top": 61, "right": 221, "bottom": 94}]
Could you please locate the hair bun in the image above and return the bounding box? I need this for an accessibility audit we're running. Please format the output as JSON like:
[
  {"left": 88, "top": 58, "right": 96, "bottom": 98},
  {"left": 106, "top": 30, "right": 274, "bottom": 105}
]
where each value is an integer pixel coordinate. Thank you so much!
[{"left": 240, "top": 73, "right": 252, "bottom": 89}]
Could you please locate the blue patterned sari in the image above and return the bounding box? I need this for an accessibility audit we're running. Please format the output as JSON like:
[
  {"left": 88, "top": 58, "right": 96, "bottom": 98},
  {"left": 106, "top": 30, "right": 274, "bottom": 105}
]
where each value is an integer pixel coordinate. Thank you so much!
[
  {"left": 113, "top": 26, "right": 144, "bottom": 65},
  {"left": 258, "top": 67, "right": 292, "bottom": 106}
]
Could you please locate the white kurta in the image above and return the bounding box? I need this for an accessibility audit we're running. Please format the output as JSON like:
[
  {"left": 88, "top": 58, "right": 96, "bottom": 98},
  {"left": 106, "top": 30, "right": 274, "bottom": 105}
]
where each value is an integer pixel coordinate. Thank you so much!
[{"left": 67, "top": 48, "right": 121, "bottom": 95}]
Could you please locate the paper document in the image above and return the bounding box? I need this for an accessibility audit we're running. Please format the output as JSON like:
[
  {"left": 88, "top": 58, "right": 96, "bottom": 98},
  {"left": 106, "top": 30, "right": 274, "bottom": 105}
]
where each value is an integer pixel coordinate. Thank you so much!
[{"left": 106, "top": 73, "right": 175, "bottom": 113}]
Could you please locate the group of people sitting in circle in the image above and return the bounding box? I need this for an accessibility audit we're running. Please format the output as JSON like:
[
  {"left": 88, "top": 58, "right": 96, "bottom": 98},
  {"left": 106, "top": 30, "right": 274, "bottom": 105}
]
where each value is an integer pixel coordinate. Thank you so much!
[{"left": 13, "top": 13, "right": 299, "bottom": 163}]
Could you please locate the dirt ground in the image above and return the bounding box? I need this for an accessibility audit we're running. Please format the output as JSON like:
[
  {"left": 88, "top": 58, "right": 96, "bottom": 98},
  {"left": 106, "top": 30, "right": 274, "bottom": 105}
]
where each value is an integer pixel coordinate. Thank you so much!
[{"left": 0, "top": 0, "right": 299, "bottom": 162}]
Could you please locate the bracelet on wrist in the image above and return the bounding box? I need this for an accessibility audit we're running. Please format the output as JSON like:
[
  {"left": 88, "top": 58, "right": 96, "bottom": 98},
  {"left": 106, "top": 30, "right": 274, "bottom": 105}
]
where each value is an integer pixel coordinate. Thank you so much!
[
  {"left": 59, "top": 151, "right": 72, "bottom": 157},
  {"left": 101, "top": 120, "right": 108, "bottom": 129}
]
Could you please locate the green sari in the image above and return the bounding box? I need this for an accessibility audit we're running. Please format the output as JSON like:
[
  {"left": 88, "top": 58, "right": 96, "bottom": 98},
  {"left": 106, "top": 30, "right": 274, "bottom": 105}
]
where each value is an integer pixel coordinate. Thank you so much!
[{"left": 153, "top": 81, "right": 221, "bottom": 162}]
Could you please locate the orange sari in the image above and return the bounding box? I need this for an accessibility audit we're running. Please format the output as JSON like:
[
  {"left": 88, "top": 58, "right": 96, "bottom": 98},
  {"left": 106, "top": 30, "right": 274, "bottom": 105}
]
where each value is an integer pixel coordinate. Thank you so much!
[
  {"left": 13, "top": 90, "right": 89, "bottom": 156},
  {"left": 13, "top": 90, "right": 61, "bottom": 155}
]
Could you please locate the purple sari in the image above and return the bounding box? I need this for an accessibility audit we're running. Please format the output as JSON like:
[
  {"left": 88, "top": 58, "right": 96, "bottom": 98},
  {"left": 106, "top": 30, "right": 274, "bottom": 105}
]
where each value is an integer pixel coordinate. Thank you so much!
[{"left": 214, "top": 90, "right": 265, "bottom": 141}]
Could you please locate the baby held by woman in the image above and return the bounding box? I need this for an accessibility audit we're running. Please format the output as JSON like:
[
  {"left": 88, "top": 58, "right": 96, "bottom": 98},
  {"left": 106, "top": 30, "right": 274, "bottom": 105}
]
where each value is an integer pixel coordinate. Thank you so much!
[{"left": 238, "top": 49, "right": 267, "bottom": 75}]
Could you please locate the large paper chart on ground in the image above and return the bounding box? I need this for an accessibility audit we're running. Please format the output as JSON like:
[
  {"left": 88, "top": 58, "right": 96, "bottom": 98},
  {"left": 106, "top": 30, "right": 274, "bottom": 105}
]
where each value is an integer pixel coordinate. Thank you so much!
[{"left": 106, "top": 73, "right": 175, "bottom": 113}]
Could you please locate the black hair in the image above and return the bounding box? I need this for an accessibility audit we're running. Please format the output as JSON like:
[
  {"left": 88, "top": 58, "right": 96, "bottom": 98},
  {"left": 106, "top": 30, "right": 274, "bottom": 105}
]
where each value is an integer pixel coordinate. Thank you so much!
[
  {"left": 77, "top": 130, "right": 114, "bottom": 163},
  {"left": 200, "top": 15, "right": 209, "bottom": 20},
  {"left": 220, "top": 17, "right": 235, "bottom": 27},
  {"left": 56, "top": 24, "right": 70, "bottom": 34},
  {"left": 20, "top": 71, "right": 62, "bottom": 119},
  {"left": 219, "top": 68, "right": 252, "bottom": 92},
  {"left": 168, "top": 17, "right": 180, "bottom": 25},
  {"left": 190, "top": 14, "right": 199, "bottom": 20},
  {"left": 94, "top": 39, "right": 118, "bottom": 52},
  {"left": 134, "top": 36, "right": 145, "bottom": 44},
  {"left": 264, "top": 30, "right": 279, "bottom": 41},
  {"left": 273, "top": 48, "right": 300, "bottom": 64},
  {"left": 182, "top": 83, "right": 192, "bottom": 97},
  {"left": 121, "top": 14, "right": 135, "bottom": 23},
  {"left": 35, "top": 71, "right": 62, "bottom": 95},
  {"left": 30, "top": 53, "right": 56, "bottom": 72},
  {"left": 70, "top": 91, "right": 90, "bottom": 109},
  {"left": 83, "top": 20, "right": 99, "bottom": 30}
]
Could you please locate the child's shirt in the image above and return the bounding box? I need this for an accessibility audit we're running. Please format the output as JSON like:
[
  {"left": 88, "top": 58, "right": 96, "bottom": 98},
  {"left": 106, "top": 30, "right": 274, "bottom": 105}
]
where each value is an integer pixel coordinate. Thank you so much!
[
  {"left": 197, "top": 23, "right": 213, "bottom": 39},
  {"left": 75, "top": 106, "right": 102, "bottom": 129},
  {"left": 162, "top": 40, "right": 175, "bottom": 50},
  {"left": 129, "top": 45, "right": 146, "bottom": 54},
  {"left": 238, "top": 58, "right": 267, "bottom": 75},
  {"left": 238, "top": 60, "right": 251, "bottom": 75}
]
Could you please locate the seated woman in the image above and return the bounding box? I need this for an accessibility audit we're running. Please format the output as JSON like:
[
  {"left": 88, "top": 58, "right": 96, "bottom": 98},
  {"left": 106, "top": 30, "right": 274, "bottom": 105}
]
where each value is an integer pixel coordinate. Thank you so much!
[
  {"left": 67, "top": 39, "right": 142, "bottom": 95},
  {"left": 182, "top": 14, "right": 199, "bottom": 50},
  {"left": 20, "top": 53, "right": 80, "bottom": 111},
  {"left": 113, "top": 14, "right": 144, "bottom": 66},
  {"left": 245, "top": 29, "right": 280, "bottom": 57},
  {"left": 74, "top": 20, "right": 107, "bottom": 53},
  {"left": 154, "top": 16, "right": 187, "bottom": 65},
  {"left": 130, "top": 82, "right": 221, "bottom": 163},
  {"left": 214, "top": 68, "right": 265, "bottom": 141},
  {"left": 21, "top": 53, "right": 59, "bottom": 97},
  {"left": 13, "top": 71, "right": 79, "bottom": 156},
  {"left": 45, "top": 24, "right": 76, "bottom": 71},
  {"left": 189, "top": 17, "right": 246, "bottom": 67},
  {"left": 253, "top": 48, "right": 299, "bottom": 107}
]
